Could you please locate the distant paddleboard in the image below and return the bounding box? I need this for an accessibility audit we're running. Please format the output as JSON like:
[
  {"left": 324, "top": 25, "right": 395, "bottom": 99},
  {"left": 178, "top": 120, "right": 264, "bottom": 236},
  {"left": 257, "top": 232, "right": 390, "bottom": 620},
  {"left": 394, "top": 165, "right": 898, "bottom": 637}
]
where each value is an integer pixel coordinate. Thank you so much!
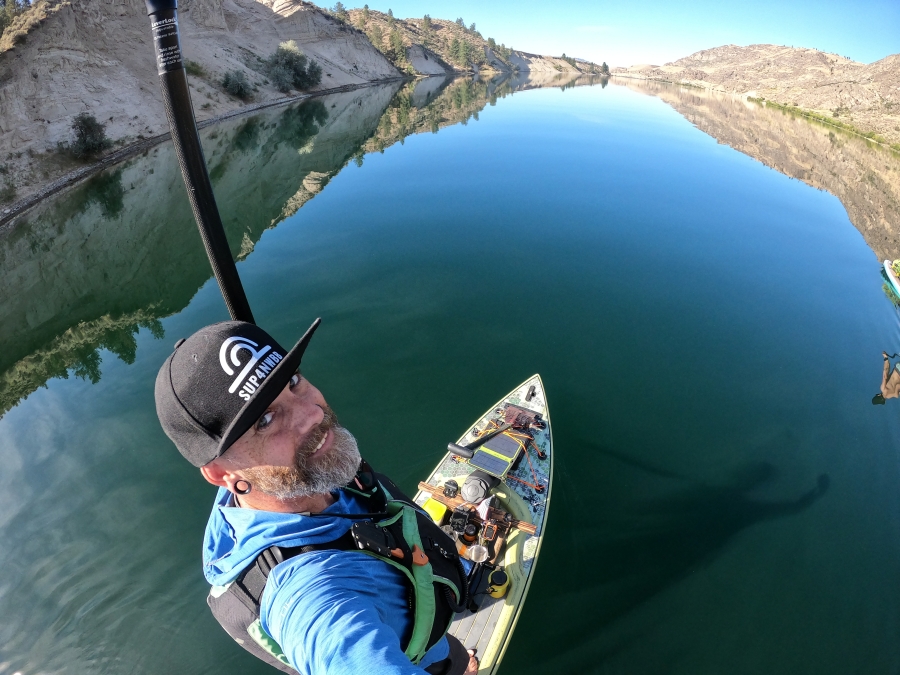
[
  {"left": 414, "top": 375, "right": 553, "bottom": 675},
  {"left": 884, "top": 260, "right": 900, "bottom": 298}
]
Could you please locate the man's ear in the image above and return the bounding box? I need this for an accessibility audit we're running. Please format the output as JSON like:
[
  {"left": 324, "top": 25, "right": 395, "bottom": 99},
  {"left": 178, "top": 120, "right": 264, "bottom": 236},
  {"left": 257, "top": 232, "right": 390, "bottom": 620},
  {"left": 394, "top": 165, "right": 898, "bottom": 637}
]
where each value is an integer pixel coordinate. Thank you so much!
[{"left": 200, "top": 460, "right": 231, "bottom": 488}]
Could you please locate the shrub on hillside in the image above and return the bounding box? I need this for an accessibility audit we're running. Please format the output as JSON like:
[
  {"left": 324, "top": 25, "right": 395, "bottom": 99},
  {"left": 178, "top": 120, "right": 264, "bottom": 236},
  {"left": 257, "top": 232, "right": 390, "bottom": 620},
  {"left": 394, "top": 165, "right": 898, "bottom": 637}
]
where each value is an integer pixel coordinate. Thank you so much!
[
  {"left": 69, "top": 113, "right": 111, "bottom": 159},
  {"left": 185, "top": 59, "right": 206, "bottom": 77},
  {"left": 265, "top": 41, "right": 322, "bottom": 93},
  {"left": 222, "top": 69, "right": 251, "bottom": 99}
]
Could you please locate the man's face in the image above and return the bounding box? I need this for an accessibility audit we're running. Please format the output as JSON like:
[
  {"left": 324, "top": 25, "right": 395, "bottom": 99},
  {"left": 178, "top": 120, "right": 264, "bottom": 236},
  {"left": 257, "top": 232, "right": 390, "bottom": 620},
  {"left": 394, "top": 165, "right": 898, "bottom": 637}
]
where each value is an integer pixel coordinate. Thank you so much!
[{"left": 224, "top": 371, "right": 360, "bottom": 499}]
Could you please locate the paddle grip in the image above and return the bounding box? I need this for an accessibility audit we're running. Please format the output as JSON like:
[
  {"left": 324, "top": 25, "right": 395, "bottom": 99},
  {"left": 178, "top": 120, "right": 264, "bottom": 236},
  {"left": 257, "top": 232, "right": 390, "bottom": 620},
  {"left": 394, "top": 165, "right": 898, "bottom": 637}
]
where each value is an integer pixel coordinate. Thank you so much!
[{"left": 447, "top": 443, "right": 474, "bottom": 459}]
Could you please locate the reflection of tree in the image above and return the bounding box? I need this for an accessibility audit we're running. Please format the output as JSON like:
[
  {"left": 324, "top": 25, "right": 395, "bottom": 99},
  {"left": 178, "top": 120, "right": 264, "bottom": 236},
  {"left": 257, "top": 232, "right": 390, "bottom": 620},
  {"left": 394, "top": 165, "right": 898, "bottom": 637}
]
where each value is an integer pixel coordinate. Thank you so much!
[
  {"left": 362, "top": 77, "right": 500, "bottom": 151},
  {"left": 209, "top": 100, "right": 329, "bottom": 186},
  {"left": 59, "top": 169, "right": 126, "bottom": 221},
  {"left": 266, "top": 100, "right": 329, "bottom": 150},
  {"left": 84, "top": 170, "right": 126, "bottom": 220},
  {"left": 0, "top": 312, "right": 165, "bottom": 413}
]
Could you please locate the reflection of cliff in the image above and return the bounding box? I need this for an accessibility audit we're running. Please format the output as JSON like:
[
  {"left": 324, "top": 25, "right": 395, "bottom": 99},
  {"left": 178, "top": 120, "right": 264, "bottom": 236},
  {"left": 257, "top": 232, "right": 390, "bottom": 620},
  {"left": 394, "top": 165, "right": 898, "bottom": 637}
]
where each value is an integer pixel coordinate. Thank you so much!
[
  {"left": 615, "top": 79, "right": 900, "bottom": 261},
  {"left": 359, "top": 72, "right": 603, "bottom": 154},
  {"left": 0, "top": 83, "right": 400, "bottom": 415},
  {"left": 0, "top": 74, "right": 605, "bottom": 415}
]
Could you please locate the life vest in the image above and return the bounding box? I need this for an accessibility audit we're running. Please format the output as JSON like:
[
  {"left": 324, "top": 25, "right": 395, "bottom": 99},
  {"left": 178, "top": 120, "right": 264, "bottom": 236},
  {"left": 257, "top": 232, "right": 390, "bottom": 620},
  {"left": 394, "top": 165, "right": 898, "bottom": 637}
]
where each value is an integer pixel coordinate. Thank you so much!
[{"left": 206, "top": 460, "right": 468, "bottom": 673}]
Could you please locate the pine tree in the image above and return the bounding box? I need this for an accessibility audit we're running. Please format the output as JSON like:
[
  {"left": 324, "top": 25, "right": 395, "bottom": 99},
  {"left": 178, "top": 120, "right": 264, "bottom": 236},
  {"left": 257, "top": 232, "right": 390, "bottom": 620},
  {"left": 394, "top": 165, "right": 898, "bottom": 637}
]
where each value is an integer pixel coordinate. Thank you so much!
[
  {"left": 389, "top": 28, "right": 404, "bottom": 61},
  {"left": 369, "top": 24, "right": 384, "bottom": 50}
]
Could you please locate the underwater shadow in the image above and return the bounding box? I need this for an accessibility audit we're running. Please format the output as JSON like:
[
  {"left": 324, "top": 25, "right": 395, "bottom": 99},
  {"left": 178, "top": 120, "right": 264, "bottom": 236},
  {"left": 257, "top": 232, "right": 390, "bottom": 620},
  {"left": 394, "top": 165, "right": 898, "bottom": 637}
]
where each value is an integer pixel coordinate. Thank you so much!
[{"left": 557, "top": 443, "right": 830, "bottom": 661}]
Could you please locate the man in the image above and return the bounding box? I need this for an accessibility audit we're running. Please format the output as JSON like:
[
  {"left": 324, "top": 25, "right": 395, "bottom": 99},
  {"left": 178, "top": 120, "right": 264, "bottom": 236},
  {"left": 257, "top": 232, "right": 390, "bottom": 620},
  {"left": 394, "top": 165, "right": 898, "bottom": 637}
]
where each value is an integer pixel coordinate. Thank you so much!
[
  {"left": 873, "top": 351, "right": 900, "bottom": 405},
  {"left": 155, "top": 318, "right": 476, "bottom": 675}
]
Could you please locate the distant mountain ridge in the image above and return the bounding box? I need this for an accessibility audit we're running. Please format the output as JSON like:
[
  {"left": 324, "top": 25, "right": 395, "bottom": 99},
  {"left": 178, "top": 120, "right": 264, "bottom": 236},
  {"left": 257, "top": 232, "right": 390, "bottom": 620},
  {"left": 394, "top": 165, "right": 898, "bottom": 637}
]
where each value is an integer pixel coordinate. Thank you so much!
[{"left": 613, "top": 44, "right": 900, "bottom": 146}]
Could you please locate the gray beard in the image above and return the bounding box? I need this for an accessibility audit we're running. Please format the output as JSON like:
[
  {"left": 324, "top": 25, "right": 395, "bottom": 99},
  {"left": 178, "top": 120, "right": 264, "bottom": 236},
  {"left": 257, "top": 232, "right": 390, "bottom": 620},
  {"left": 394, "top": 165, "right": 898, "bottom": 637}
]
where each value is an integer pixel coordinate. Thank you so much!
[{"left": 241, "top": 416, "right": 361, "bottom": 500}]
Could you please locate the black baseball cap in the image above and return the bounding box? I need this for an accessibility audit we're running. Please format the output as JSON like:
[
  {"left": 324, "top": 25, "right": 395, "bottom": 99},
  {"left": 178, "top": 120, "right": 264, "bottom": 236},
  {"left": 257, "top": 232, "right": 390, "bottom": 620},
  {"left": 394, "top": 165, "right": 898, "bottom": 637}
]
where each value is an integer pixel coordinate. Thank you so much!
[{"left": 155, "top": 318, "right": 321, "bottom": 467}]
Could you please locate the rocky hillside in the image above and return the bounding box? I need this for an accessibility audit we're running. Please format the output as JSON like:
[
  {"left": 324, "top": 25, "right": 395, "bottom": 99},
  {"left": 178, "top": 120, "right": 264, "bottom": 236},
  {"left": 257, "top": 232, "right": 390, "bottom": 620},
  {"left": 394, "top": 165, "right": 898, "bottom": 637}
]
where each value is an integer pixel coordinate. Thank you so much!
[
  {"left": 613, "top": 44, "right": 900, "bottom": 146},
  {"left": 341, "top": 8, "right": 597, "bottom": 77},
  {"left": 0, "top": 0, "right": 602, "bottom": 212},
  {"left": 0, "top": 0, "right": 399, "bottom": 207}
]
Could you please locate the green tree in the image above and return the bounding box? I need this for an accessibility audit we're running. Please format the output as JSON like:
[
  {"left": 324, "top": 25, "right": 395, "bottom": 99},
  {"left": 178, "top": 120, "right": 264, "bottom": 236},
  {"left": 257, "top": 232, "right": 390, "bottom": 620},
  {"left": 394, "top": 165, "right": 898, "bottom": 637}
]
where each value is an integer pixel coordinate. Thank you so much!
[
  {"left": 487, "top": 37, "right": 496, "bottom": 49},
  {"left": 362, "top": 4, "right": 370, "bottom": 20},
  {"left": 69, "top": 113, "right": 112, "bottom": 159},
  {"left": 469, "top": 22, "right": 476, "bottom": 32},
  {"left": 601, "top": 61, "right": 609, "bottom": 74},
  {"left": 331, "top": 1, "right": 348, "bottom": 22},
  {"left": 265, "top": 40, "right": 322, "bottom": 93},
  {"left": 368, "top": 24, "right": 384, "bottom": 50},
  {"left": 389, "top": 28, "right": 404, "bottom": 61},
  {"left": 455, "top": 38, "right": 470, "bottom": 66},
  {"left": 450, "top": 37, "right": 460, "bottom": 62},
  {"left": 0, "top": 0, "right": 26, "bottom": 36},
  {"left": 222, "top": 70, "right": 252, "bottom": 99},
  {"left": 422, "top": 14, "right": 431, "bottom": 30}
]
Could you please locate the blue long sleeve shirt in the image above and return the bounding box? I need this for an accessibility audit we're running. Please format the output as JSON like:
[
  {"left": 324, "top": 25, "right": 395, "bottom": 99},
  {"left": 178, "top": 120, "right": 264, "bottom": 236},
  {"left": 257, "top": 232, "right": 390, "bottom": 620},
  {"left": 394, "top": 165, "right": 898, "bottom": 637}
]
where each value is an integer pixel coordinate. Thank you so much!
[{"left": 203, "top": 487, "right": 449, "bottom": 675}]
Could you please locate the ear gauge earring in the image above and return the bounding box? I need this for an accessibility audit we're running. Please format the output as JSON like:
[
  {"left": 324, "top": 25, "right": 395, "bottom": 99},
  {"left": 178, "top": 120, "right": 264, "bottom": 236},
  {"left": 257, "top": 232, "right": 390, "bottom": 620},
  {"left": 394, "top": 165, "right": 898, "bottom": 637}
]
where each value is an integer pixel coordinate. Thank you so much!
[{"left": 234, "top": 480, "right": 252, "bottom": 495}]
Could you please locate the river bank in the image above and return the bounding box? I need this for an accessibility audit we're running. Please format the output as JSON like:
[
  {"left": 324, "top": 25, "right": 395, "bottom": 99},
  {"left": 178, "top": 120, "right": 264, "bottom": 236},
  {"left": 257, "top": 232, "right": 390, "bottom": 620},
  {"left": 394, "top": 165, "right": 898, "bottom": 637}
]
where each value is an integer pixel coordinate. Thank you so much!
[{"left": 0, "top": 77, "right": 406, "bottom": 229}]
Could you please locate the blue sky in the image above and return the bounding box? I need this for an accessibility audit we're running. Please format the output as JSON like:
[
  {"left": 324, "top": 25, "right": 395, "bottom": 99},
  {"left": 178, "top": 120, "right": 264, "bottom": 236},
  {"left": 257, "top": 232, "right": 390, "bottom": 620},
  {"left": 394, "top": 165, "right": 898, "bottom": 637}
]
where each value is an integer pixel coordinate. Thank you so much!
[{"left": 353, "top": 0, "right": 900, "bottom": 66}]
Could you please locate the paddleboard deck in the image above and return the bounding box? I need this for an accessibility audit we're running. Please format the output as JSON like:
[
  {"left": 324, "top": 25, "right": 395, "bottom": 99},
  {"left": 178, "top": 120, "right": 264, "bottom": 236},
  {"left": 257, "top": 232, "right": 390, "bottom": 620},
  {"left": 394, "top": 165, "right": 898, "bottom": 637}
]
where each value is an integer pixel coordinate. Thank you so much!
[
  {"left": 413, "top": 375, "right": 553, "bottom": 675},
  {"left": 884, "top": 260, "right": 900, "bottom": 298}
]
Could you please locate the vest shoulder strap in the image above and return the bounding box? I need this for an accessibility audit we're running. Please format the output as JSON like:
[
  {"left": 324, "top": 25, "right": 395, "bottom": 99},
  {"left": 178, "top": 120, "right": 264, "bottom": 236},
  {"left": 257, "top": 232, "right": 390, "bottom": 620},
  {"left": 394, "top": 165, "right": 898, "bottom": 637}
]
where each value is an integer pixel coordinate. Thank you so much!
[{"left": 229, "top": 529, "right": 357, "bottom": 614}]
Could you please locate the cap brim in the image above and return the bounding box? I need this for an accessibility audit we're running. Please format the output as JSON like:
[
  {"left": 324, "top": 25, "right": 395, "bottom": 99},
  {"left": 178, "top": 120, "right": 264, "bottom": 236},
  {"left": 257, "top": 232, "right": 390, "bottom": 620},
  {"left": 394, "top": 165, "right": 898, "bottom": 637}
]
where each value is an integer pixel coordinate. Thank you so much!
[{"left": 214, "top": 318, "right": 321, "bottom": 459}]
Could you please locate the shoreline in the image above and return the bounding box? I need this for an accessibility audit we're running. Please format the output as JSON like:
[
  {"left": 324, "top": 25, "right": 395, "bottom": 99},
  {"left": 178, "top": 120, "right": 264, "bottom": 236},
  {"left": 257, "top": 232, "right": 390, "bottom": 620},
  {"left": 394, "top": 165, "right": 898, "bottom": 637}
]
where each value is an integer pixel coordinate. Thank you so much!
[{"left": 0, "top": 76, "right": 411, "bottom": 231}]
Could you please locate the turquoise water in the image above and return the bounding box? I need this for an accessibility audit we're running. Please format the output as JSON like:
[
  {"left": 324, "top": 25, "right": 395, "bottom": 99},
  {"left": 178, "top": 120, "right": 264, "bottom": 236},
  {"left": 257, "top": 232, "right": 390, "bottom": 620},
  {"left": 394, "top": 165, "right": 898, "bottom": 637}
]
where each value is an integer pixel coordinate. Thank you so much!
[{"left": 2, "top": 76, "right": 900, "bottom": 674}]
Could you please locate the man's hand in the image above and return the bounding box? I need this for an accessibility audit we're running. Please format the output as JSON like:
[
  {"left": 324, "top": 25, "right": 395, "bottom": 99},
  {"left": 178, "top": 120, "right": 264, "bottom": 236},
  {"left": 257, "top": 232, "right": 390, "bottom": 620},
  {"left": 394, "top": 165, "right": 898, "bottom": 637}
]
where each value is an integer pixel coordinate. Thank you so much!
[{"left": 464, "top": 649, "right": 479, "bottom": 674}]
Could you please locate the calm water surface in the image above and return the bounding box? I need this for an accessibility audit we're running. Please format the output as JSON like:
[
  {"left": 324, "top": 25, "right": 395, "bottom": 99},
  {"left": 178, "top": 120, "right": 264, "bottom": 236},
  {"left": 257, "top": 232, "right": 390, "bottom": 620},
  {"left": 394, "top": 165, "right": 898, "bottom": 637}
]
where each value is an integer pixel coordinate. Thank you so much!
[{"left": 2, "top": 75, "right": 900, "bottom": 675}]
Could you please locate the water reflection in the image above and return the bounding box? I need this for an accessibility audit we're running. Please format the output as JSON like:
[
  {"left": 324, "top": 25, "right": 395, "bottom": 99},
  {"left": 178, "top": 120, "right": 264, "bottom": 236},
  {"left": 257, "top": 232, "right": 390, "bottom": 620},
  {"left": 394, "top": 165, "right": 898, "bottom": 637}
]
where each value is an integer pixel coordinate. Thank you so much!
[
  {"left": 873, "top": 351, "right": 900, "bottom": 404},
  {"left": 0, "top": 74, "right": 607, "bottom": 417},
  {"left": 613, "top": 78, "right": 900, "bottom": 261},
  {"left": 0, "top": 86, "right": 396, "bottom": 416}
]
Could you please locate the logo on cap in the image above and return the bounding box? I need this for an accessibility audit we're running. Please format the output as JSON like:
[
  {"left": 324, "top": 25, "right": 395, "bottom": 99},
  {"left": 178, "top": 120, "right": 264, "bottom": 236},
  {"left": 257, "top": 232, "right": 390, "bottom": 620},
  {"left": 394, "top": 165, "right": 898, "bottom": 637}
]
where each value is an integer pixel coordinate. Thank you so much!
[{"left": 219, "top": 336, "right": 283, "bottom": 401}]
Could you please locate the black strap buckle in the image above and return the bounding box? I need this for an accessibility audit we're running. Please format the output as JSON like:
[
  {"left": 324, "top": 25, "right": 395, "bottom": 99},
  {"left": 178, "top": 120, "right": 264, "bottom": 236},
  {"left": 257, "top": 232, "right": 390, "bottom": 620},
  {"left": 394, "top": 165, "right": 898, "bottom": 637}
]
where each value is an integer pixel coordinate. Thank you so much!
[{"left": 351, "top": 521, "right": 402, "bottom": 559}]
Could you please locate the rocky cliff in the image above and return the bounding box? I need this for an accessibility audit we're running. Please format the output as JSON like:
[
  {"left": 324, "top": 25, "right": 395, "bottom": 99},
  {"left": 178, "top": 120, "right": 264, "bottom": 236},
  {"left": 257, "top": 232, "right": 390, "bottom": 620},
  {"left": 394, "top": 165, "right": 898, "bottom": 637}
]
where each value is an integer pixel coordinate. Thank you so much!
[
  {"left": 0, "top": 0, "right": 593, "bottom": 212},
  {"left": 0, "top": 0, "right": 400, "bottom": 206},
  {"left": 613, "top": 44, "right": 900, "bottom": 146}
]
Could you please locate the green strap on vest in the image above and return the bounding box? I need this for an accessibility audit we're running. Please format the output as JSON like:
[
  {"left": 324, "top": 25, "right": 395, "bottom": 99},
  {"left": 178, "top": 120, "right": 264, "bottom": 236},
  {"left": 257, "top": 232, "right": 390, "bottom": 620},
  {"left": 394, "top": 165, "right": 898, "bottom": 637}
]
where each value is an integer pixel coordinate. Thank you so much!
[
  {"left": 248, "top": 619, "right": 294, "bottom": 668},
  {"left": 356, "top": 501, "right": 438, "bottom": 664}
]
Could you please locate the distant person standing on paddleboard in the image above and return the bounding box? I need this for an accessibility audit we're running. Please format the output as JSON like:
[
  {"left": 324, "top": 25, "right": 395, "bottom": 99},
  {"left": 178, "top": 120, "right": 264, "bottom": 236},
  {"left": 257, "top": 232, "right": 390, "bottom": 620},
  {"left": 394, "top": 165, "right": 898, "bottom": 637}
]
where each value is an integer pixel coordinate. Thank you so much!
[
  {"left": 873, "top": 351, "right": 900, "bottom": 404},
  {"left": 155, "top": 319, "right": 477, "bottom": 675}
]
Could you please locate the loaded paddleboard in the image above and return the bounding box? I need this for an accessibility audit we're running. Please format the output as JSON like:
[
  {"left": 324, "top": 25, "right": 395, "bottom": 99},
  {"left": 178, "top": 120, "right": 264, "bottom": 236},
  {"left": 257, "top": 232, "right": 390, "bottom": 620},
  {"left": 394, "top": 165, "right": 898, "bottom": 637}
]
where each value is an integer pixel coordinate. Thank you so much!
[
  {"left": 884, "top": 260, "right": 900, "bottom": 298},
  {"left": 413, "top": 375, "right": 553, "bottom": 674}
]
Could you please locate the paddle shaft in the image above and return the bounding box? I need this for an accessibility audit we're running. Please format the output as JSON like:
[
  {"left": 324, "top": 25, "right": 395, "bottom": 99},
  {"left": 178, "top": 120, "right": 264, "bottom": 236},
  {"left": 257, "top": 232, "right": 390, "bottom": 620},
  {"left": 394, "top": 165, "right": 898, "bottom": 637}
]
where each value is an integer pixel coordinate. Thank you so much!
[{"left": 144, "top": 0, "right": 254, "bottom": 324}]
